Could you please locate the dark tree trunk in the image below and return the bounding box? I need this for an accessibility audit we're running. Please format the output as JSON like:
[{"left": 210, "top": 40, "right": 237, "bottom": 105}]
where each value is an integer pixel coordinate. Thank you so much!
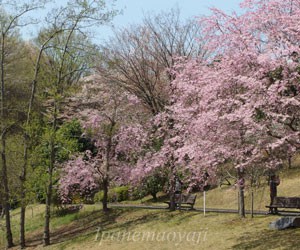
[
  {"left": 238, "top": 188, "right": 245, "bottom": 218},
  {"left": 1, "top": 31, "right": 14, "bottom": 248},
  {"left": 20, "top": 142, "right": 28, "bottom": 249},
  {"left": 20, "top": 44, "right": 43, "bottom": 249},
  {"left": 0, "top": 205, "right": 4, "bottom": 218},
  {"left": 151, "top": 192, "right": 157, "bottom": 201},
  {"left": 169, "top": 192, "right": 176, "bottom": 211},
  {"left": 102, "top": 177, "right": 109, "bottom": 212},
  {"left": 101, "top": 121, "right": 114, "bottom": 213},
  {"left": 169, "top": 174, "right": 176, "bottom": 211},
  {"left": 43, "top": 112, "right": 56, "bottom": 246},
  {"left": 288, "top": 155, "right": 292, "bottom": 169},
  {"left": 237, "top": 168, "right": 245, "bottom": 218},
  {"left": 1, "top": 138, "right": 14, "bottom": 248},
  {"left": 43, "top": 194, "right": 51, "bottom": 246},
  {"left": 43, "top": 164, "right": 53, "bottom": 246},
  {"left": 20, "top": 206, "right": 26, "bottom": 248}
]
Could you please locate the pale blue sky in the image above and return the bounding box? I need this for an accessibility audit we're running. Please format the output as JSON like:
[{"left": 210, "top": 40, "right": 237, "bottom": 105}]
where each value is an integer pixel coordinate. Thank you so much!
[
  {"left": 97, "top": 0, "right": 242, "bottom": 42},
  {"left": 22, "top": 0, "right": 242, "bottom": 42}
]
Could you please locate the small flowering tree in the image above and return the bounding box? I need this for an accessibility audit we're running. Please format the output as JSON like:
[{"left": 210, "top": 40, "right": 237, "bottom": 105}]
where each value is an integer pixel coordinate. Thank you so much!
[{"left": 59, "top": 74, "right": 148, "bottom": 211}]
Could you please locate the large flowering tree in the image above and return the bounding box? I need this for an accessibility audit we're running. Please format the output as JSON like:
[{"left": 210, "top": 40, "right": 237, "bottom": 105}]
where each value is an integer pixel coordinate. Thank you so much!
[
  {"left": 173, "top": 0, "right": 300, "bottom": 215},
  {"left": 132, "top": 0, "right": 300, "bottom": 215}
]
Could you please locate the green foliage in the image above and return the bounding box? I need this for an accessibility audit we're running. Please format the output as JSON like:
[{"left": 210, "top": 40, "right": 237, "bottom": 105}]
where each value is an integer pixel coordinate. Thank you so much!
[
  {"left": 94, "top": 186, "right": 130, "bottom": 203},
  {"left": 29, "top": 119, "right": 86, "bottom": 203},
  {"left": 33, "top": 119, "right": 83, "bottom": 164},
  {"left": 57, "top": 119, "right": 83, "bottom": 140},
  {"left": 130, "top": 186, "right": 148, "bottom": 200},
  {"left": 267, "top": 66, "right": 283, "bottom": 83},
  {"left": 140, "top": 170, "right": 168, "bottom": 200},
  {"left": 114, "top": 186, "right": 130, "bottom": 201},
  {"left": 282, "top": 84, "right": 298, "bottom": 97},
  {"left": 27, "top": 165, "right": 49, "bottom": 203},
  {"left": 254, "top": 108, "right": 266, "bottom": 121},
  {"left": 56, "top": 119, "right": 83, "bottom": 162},
  {"left": 151, "top": 137, "right": 164, "bottom": 152}
]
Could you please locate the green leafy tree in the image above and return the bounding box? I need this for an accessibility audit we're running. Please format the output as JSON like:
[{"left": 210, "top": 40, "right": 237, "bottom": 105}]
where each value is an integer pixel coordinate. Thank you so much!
[
  {"left": 31, "top": 1, "right": 118, "bottom": 245},
  {"left": 0, "top": 1, "right": 47, "bottom": 247}
]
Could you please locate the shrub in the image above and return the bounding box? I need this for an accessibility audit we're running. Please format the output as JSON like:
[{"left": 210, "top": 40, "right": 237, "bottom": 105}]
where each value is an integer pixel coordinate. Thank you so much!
[
  {"left": 94, "top": 186, "right": 130, "bottom": 203},
  {"left": 130, "top": 186, "right": 148, "bottom": 200},
  {"left": 140, "top": 170, "right": 168, "bottom": 200}
]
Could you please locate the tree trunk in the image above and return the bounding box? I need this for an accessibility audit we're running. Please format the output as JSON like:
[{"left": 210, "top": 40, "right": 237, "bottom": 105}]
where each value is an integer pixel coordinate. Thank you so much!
[
  {"left": 20, "top": 206, "right": 26, "bottom": 248},
  {"left": 288, "top": 155, "right": 292, "bottom": 169},
  {"left": 1, "top": 207, "right": 4, "bottom": 218},
  {"left": 169, "top": 191, "right": 176, "bottom": 211},
  {"left": 101, "top": 122, "right": 115, "bottom": 212},
  {"left": 43, "top": 194, "right": 51, "bottom": 246},
  {"left": 102, "top": 177, "right": 109, "bottom": 212},
  {"left": 20, "top": 39, "right": 45, "bottom": 249},
  {"left": 239, "top": 188, "right": 245, "bottom": 218},
  {"left": 169, "top": 175, "right": 176, "bottom": 211},
  {"left": 1, "top": 138, "right": 14, "bottom": 248},
  {"left": 19, "top": 141, "right": 28, "bottom": 249},
  {"left": 237, "top": 168, "right": 245, "bottom": 218},
  {"left": 43, "top": 113, "right": 56, "bottom": 246},
  {"left": 151, "top": 192, "right": 157, "bottom": 201},
  {"left": 20, "top": 179, "right": 26, "bottom": 248},
  {"left": 43, "top": 163, "right": 53, "bottom": 246},
  {"left": 1, "top": 30, "right": 14, "bottom": 248}
]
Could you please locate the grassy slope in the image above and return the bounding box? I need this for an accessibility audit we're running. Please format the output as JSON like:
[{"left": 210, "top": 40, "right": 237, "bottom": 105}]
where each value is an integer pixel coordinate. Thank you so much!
[
  {"left": 132, "top": 166, "right": 300, "bottom": 211},
  {"left": 1, "top": 167, "right": 300, "bottom": 250}
]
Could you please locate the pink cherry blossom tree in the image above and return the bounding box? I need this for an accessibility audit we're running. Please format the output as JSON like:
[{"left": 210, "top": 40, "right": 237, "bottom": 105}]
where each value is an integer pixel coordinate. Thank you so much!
[
  {"left": 166, "top": 0, "right": 300, "bottom": 216},
  {"left": 59, "top": 74, "right": 148, "bottom": 211},
  {"left": 133, "top": 0, "right": 300, "bottom": 215}
]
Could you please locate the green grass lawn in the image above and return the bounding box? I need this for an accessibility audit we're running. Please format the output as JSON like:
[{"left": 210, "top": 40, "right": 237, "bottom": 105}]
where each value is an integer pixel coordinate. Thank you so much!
[
  {"left": 3, "top": 206, "right": 299, "bottom": 250},
  {"left": 1, "top": 167, "right": 300, "bottom": 249}
]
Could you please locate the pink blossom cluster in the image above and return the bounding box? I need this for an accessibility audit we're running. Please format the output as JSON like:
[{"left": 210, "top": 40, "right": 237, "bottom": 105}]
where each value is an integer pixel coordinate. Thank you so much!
[{"left": 59, "top": 152, "right": 101, "bottom": 203}]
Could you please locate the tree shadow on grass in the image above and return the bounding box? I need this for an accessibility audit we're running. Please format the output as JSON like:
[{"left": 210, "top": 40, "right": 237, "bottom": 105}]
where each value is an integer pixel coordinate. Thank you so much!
[
  {"left": 232, "top": 227, "right": 300, "bottom": 250},
  {"left": 24, "top": 207, "right": 191, "bottom": 248},
  {"left": 24, "top": 208, "right": 123, "bottom": 247}
]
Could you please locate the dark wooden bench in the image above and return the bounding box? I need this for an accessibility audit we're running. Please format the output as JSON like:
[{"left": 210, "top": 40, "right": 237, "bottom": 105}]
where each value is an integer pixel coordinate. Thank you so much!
[
  {"left": 164, "top": 194, "right": 197, "bottom": 210},
  {"left": 56, "top": 204, "right": 83, "bottom": 214},
  {"left": 266, "top": 196, "right": 300, "bottom": 214},
  {"left": 67, "top": 204, "right": 83, "bottom": 211}
]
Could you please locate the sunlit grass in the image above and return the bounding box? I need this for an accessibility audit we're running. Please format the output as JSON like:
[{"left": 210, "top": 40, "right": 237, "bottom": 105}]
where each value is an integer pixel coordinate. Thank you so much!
[
  {"left": 30, "top": 209, "right": 300, "bottom": 250},
  {"left": 1, "top": 167, "right": 300, "bottom": 249}
]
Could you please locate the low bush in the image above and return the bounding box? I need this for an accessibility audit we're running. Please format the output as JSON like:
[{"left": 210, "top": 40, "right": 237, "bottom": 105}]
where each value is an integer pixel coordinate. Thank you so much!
[{"left": 94, "top": 186, "right": 130, "bottom": 203}]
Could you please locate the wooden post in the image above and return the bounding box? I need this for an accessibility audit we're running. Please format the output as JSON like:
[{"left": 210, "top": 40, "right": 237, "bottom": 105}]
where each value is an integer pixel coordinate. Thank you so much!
[
  {"left": 203, "top": 191, "right": 206, "bottom": 217},
  {"left": 251, "top": 190, "right": 254, "bottom": 218},
  {"left": 238, "top": 190, "right": 240, "bottom": 214}
]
